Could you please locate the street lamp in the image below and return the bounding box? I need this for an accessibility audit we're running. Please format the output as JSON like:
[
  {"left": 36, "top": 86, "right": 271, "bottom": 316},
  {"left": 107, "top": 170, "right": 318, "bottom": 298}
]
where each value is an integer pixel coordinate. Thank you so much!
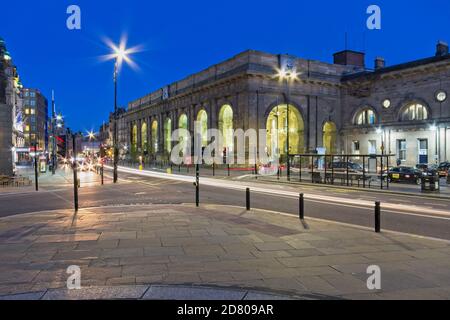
[
  {"left": 111, "top": 45, "right": 128, "bottom": 183},
  {"left": 105, "top": 38, "right": 138, "bottom": 183}
]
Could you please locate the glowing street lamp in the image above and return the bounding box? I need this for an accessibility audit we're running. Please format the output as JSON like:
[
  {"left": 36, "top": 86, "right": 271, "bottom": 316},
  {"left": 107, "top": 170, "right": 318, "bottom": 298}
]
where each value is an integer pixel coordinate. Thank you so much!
[{"left": 105, "top": 37, "right": 139, "bottom": 183}]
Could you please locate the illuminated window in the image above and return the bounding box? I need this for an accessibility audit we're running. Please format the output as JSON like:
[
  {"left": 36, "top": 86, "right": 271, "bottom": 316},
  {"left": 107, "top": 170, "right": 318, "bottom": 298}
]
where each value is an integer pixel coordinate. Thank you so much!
[
  {"left": 25, "top": 108, "right": 30, "bottom": 115},
  {"left": 197, "top": 110, "right": 208, "bottom": 147},
  {"left": 266, "top": 104, "right": 304, "bottom": 157},
  {"left": 401, "top": 103, "right": 428, "bottom": 121},
  {"left": 219, "top": 105, "right": 233, "bottom": 152},
  {"left": 164, "top": 118, "right": 172, "bottom": 153},
  {"left": 25, "top": 125, "right": 30, "bottom": 132},
  {"left": 30, "top": 109, "right": 35, "bottom": 115},
  {"left": 151, "top": 120, "right": 158, "bottom": 153},
  {"left": 141, "top": 122, "right": 148, "bottom": 152},
  {"left": 355, "top": 108, "right": 376, "bottom": 125}
]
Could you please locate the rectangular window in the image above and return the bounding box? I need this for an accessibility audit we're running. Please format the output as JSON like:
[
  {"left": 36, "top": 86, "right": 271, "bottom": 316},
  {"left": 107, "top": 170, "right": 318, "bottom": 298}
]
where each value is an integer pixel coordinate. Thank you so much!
[
  {"left": 30, "top": 92, "right": 36, "bottom": 97},
  {"left": 352, "top": 140, "right": 360, "bottom": 152},
  {"left": 368, "top": 140, "right": 377, "bottom": 154},
  {"left": 30, "top": 109, "right": 35, "bottom": 115},
  {"left": 25, "top": 125, "right": 30, "bottom": 132},
  {"left": 418, "top": 139, "right": 428, "bottom": 150},
  {"left": 398, "top": 139, "right": 407, "bottom": 161},
  {"left": 25, "top": 108, "right": 30, "bottom": 115}
]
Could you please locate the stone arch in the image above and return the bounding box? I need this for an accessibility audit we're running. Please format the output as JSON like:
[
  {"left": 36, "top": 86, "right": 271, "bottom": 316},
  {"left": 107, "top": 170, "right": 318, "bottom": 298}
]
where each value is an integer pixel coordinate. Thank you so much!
[
  {"left": 265, "top": 103, "right": 305, "bottom": 159},
  {"left": 164, "top": 117, "right": 172, "bottom": 154},
  {"left": 131, "top": 123, "right": 138, "bottom": 152},
  {"left": 141, "top": 122, "right": 148, "bottom": 152},
  {"left": 218, "top": 104, "right": 233, "bottom": 153},
  {"left": 197, "top": 109, "right": 208, "bottom": 147},
  {"left": 151, "top": 120, "right": 158, "bottom": 153},
  {"left": 322, "top": 121, "right": 337, "bottom": 154}
]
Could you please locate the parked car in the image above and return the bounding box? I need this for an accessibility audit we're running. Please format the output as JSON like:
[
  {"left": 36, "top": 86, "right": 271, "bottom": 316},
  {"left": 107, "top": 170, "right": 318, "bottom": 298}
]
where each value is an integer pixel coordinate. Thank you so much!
[
  {"left": 437, "top": 162, "right": 450, "bottom": 177},
  {"left": 386, "top": 167, "right": 423, "bottom": 184},
  {"left": 329, "top": 161, "right": 364, "bottom": 172},
  {"left": 416, "top": 163, "right": 438, "bottom": 176}
]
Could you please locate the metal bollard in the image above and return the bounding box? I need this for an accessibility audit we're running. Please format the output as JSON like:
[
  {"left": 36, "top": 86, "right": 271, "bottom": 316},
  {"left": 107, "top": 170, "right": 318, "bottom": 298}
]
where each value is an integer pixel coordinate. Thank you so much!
[
  {"left": 195, "top": 164, "right": 199, "bottom": 207},
  {"left": 213, "top": 163, "right": 215, "bottom": 176},
  {"left": 227, "top": 164, "right": 230, "bottom": 177},
  {"left": 299, "top": 193, "right": 304, "bottom": 220},
  {"left": 375, "top": 201, "right": 381, "bottom": 233},
  {"left": 246, "top": 188, "right": 250, "bottom": 211}
]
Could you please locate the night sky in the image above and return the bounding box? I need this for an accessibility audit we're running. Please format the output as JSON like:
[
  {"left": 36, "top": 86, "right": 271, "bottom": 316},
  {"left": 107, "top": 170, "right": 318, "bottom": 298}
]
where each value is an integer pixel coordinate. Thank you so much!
[{"left": 1, "top": 0, "right": 449, "bottom": 132}]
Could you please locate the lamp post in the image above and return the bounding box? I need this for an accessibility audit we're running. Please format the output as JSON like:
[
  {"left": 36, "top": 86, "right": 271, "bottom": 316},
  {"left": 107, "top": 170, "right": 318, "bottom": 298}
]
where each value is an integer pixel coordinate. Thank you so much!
[
  {"left": 276, "top": 68, "right": 298, "bottom": 181},
  {"left": 113, "top": 58, "right": 118, "bottom": 183},
  {"left": 108, "top": 42, "right": 136, "bottom": 183},
  {"left": 51, "top": 90, "right": 56, "bottom": 175}
]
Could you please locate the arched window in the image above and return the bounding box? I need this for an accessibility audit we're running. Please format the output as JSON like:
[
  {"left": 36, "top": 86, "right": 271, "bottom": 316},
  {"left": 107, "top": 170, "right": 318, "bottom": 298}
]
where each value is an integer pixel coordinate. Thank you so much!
[
  {"left": 323, "top": 121, "right": 337, "bottom": 154},
  {"left": 131, "top": 124, "right": 138, "bottom": 151},
  {"left": 400, "top": 103, "right": 428, "bottom": 121},
  {"left": 355, "top": 108, "right": 376, "bottom": 125},
  {"left": 197, "top": 110, "right": 208, "bottom": 147},
  {"left": 151, "top": 120, "right": 158, "bottom": 153},
  {"left": 266, "top": 104, "right": 304, "bottom": 158},
  {"left": 141, "top": 122, "right": 147, "bottom": 152},
  {"left": 164, "top": 118, "right": 172, "bottom": 153},
  {"left": 218, "top": 105, "right": 233, "bottom": 153}
]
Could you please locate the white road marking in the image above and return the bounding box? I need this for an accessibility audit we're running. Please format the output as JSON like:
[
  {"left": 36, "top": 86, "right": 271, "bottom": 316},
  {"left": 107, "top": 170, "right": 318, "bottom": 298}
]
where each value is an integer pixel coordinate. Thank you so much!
[{"left": 106, "top": 165, "right": 450, "bottom": 219}]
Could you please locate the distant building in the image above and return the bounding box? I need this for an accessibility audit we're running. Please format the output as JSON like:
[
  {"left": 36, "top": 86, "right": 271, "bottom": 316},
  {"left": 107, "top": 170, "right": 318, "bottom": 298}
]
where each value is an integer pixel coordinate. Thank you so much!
[{"left": 22, "top": 88, "right": 48, "bottom": 159}]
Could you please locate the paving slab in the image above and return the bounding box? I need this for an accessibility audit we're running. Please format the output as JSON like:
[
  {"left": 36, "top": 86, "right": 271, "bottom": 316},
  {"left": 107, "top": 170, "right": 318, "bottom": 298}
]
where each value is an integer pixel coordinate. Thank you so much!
[{"left": 0, "top": 203, "right": 450, "bottom": 299}]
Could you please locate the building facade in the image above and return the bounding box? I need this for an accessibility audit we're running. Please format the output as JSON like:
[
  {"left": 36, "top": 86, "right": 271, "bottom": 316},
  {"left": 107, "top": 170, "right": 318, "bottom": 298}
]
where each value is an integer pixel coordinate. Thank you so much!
[
  {"left": 0, "top": 37, "right": 25, "bottom": 175},
  {"left": 22, "top": 88, "right": 48, "bottom": 160},
  {"left": 115, "top": 41, "right": 450, "bottom": 167}
]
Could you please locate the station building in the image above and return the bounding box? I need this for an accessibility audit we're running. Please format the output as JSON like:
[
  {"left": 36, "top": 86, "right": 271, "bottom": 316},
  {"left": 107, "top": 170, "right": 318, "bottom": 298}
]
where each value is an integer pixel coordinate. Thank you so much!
[{"left": 115, "top": 41, "right": 450, "bottom": 167}]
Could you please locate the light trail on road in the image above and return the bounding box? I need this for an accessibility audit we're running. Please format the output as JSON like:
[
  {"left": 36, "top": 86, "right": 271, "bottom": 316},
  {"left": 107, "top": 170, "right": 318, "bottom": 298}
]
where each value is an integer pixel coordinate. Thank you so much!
[{"left": 108, "top": 165, "right": 450, "bottom": 220}]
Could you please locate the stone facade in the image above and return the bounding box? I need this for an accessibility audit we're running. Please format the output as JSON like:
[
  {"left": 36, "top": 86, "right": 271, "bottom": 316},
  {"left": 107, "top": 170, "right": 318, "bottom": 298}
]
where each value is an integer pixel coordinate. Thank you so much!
[
  {"left": 116, "top": 42, "right": 450, "bottom": 167},
  {"left": 0, "top": 56, "right": 13, "bottom": 175}
]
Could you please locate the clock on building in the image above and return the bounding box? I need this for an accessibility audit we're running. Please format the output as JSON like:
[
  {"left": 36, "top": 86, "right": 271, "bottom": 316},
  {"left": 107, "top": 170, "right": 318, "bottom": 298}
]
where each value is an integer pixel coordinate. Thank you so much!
[
  {"left": 436, "top": 90, "right": 447, "bottom": 102},
  {"left": 382, "top": 99, "right": 391, "bottom": 109}
]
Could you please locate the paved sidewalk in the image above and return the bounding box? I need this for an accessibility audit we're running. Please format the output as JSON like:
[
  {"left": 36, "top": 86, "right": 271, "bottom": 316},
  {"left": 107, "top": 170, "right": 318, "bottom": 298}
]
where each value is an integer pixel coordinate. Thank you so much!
[{"left": 0, "top": 204, "right": 450, "bottom": 299}]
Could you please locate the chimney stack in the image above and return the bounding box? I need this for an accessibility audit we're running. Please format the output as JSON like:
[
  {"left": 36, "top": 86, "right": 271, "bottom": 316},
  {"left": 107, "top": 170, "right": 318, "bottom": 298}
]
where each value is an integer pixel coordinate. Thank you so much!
[
  {"left": 374, "top": 57, "right": 385, "bottom": 70},
  {"left": 333, "top": 50, "right": 365, "bottom": 68},
  {"left": 436, "top": 41, "right": 449, "bottom": 57}
]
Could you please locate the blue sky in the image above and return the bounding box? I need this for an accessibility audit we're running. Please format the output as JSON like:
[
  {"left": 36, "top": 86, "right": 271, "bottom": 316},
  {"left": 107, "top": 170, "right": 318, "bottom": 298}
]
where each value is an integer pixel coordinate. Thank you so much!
[{"left": 2, "top": 0, "right": 449, "bottom": 132}]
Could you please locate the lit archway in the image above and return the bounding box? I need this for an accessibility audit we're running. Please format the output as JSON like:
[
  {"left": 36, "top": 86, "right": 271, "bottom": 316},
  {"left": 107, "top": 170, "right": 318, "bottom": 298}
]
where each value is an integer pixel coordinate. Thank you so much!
[
  {"left": 141, "top": 122, "right": 148, "bottom": 152},
  {"left": 323, "top": 121, "right": 337, "bottom": 154},
  {"left": 266, "top": 104, "right": 304, "bottom": 158},
  {"left": 131, "top": 124, "right": 138, "bottom": 152},
  {"left": 197, "top": 110, "right": 208, "bottom": 147},
  {"left": 218, "top": 104, "right": 233, "bottom": 153},
  {"left": 179, "top": 113, "right": 189, "bottom": 140},
  {"left": 151, "top": 120, "right": 158, "bottom": 153},
  {"left": 164, "top": 118, "right": 172, "bottom": 153}
]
